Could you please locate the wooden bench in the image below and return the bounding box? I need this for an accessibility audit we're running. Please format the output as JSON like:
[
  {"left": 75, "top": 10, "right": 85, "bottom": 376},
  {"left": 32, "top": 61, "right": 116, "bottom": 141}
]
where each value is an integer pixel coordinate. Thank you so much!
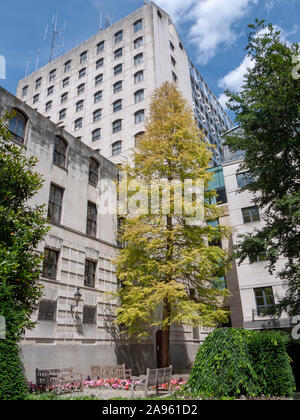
[
  {"left": 36, "top": 367, "right": 83, "bottom": 392},
  {"left": 90, "top": 364, "right": 132, "bottom": 380},
  {"left": 131, "top": 366, "right": 173, "bottom": 398}
]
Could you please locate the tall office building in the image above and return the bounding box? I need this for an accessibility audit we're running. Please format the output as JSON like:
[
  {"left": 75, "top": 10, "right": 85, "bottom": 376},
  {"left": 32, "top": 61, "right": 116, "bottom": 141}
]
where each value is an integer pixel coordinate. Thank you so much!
[{"left": 16, "top": 1, "right": 232, "bottom": 167}]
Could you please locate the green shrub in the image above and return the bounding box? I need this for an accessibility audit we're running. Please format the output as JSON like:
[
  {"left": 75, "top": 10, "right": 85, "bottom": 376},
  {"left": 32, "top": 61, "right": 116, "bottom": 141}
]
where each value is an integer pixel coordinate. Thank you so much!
[
  {"left": 188, "top": 328, "right": 258, "bottom": 399},
  {"left": 188, "top": 328, "right": 296, "bottom": 399}
]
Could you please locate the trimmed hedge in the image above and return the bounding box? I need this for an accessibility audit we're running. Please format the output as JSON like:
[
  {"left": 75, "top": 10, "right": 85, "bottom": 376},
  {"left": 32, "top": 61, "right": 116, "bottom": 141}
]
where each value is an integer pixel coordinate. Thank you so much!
[{"left": 189, "top": 328, "right": 296, "bottom": 399}]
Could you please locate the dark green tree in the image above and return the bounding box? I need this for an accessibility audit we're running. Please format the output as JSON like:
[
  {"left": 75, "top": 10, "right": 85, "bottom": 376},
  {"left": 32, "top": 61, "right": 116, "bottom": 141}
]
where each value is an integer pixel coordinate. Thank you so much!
[
  {"left": 225, "top": 20, "right": 300, "bottom": 316},
  {"left": 0, "top": 112, "right": 49, "bottom": 399}
]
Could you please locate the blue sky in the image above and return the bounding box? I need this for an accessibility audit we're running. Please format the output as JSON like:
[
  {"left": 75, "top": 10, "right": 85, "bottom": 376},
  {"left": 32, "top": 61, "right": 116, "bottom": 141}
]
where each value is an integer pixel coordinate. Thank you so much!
[{"left": 0, "top": 0, "right": 299, "bottom": 122}]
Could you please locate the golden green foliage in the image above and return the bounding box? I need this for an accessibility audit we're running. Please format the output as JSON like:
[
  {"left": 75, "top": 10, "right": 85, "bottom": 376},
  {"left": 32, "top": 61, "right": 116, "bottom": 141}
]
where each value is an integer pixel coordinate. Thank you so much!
[{"left": 114, "top": 83, "right": 231, "bottom": 340}]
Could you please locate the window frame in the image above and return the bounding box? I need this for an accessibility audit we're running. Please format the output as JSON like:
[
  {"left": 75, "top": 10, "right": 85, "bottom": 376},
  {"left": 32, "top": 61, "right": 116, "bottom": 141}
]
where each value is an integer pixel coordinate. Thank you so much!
[
  {"left": 112, "top": 141, "right": 122, "bottom": 156},
  {"left": 42, "top": 248, "right": 59, "bottom": 280},
  {"left": 48, "top": 183, "right": 64, "bottom": 225},
  {"left": 84, "top": 260, "right": 97, "bottom": 288},
  {"left": 89, "top": 158, "right": 99, "bottom": 186},
  {"left": 242, "top": 206, "right": 260, "bottom": 224},
  {"left": 53, "top": 136, "right": 68, "bottom": 168},
  {"left": 86, "top": 201, "right": 97, "bottom": 238}
]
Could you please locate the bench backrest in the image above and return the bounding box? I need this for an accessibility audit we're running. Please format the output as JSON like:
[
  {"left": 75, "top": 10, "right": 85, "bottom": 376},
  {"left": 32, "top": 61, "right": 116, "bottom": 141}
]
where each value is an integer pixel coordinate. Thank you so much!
[
  {"left": 90, "top": 364, "right": 126, "bottom": 380},
  {"left": 146, "top": 366, "right": 173, "bottom": 388},
  {"left": 36, "top": 367, "right": 82, "bottom": 389}
]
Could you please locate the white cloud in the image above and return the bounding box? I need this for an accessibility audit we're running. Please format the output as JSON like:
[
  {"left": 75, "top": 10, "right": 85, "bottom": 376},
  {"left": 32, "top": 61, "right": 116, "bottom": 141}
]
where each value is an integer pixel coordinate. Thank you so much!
[
  {"left": 218, "top": 55, "right": 255, "bottom": 92},
  {"left": 156, "top": 0, "right": 258, "bottom": 64}
]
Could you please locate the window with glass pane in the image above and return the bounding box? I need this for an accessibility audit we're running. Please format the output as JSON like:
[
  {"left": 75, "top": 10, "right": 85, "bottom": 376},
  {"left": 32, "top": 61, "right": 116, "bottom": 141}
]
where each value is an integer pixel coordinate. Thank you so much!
[
  {"left": 112, "top": 141, "right": 122, "bottom": 156},
  {"left": 62, "top": 77, "right": 69, "bottom": 88},
  {"left": 134, "top": 53, "right": 143, "bottom": 66},
  {"left": 92, "top": 129, "right": 101, "bottom": 142},
  {"left": 237, "top": 172, "right": 252, "bottom": 188},
  {"left": 9, "top": 110, "right": 27, "bottom": 143},
  {"left": 114, "top": 48, "right": 123, "bottom": 59},
  {"left": 86, "top": 202, "right": 97, "bottom": 237},
  {"left": 35, "top": 78, "right": 42, "bottom": 89},
  {"left": 95, "top": 74, "right": 103, "bottom": 86},
  {"left": 96, "top": 58, "right": 104, "bottom": 69},
  {"left": 113, "top": 120, "right": 122, "bottom": 133},
  {"left": 83, "top": 306, "right": 96, "bottom": 324},
  {"left": 84, "top": 260, "right": 96, "bottom": 288},
  {"left": 59, "top": 109, "right": 66, "bottom": 121},
  {"left": 172, "top": 72, "right": 178, "bottom": 82},
  {"left": 97, "top": 41, "right": 104, "bottom": 54},
  {"left": 134, "top": 89, "right": 144, "bottom": 103},
  {"left": 48, "top": 184, "right": 64, "bottom": 224},
  {"left": 170, "top": 41, "right": 175, "bottom": 51},
  {"left": 48, "top": 86, "right": 54, "bottom": 96},
  {"left": 64, "top": 60, "right": 72, "bottom": 72},
  {"left": 74, "top": 118, "right": 83, "bottom": 130},
  {"left": 79, "top": 68, "right": 86, "bottom": 78},
  {"left": 38, "top": 300, "right": 57, "bottom": 321},
  {"left": 22, "top": 86, "right": 28, "bottom": 97},
  {"left": 77, "top": 84, "right": 85, "bottom": 95},
  {"left": 42, "top": 248, "right": 59, "bottom": 280},
  {"left": 134, "top": 19, "right": 143, "bottom": 33},
  {"left": 113, "top": 81, "right": 122, "bottom": 93},
  {"left": 254, "top": 287, "right": 275, "bottom": 315},
  {"left": 93, "top": 109, "right": 102, "bottom": 122},
  {"left": 171, "top": 56, "right": 176, "bottom": 66},
  {"left": 45, "top": 101, "right": 52, "bottom": 111},
  {"left": 114, "top": 64, "right": 122, "bottom": 75},
  {"left": 89, "top": 158, "right": 99, "bottom": 185},
  {"left": 33, "top": 94, "right": 39, "bottom": 104},
  {"left": 134, "top": 37, "right": 143, "bottom": 49},
  {"left": 76, "top": 100, "right": 84, "bottom": 112},
  {"left": 115, "top": 30, "right": 123, "bottom": 43},
  {"left": 134, "top": 71, "right": 144, "bottom": 84},
  {"left": 113, "top": 99, "right": 122, "bottom": 112},
  {"left": 80, "top": 50, "right": 88, "bottom": 64},
  {"left": 61, "top": 92, "right": 68, "bottom": 103},
  {"left": 135, "top": 110, "right": 145, "bottom": 124},
  {"left": 94, "top": 91, "right": 102, "bottom": 103},
  {"left": 242, "top": 206, "right": 260, "bottom": 223},
  {"left": 53, "top": 136, "right": 67, "bottom": 167},
  {"left": 49, "top": 69, "right": 56, "bottom": 81},
  {"left": 135, "top": 131, "right": 144, "bottom": 146}
]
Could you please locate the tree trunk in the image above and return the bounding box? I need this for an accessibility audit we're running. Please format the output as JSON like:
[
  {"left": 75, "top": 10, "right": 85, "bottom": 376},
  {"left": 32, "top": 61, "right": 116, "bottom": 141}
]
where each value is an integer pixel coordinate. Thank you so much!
[{"left": 161, "top": 298, "right": 171, "bottom": 367}]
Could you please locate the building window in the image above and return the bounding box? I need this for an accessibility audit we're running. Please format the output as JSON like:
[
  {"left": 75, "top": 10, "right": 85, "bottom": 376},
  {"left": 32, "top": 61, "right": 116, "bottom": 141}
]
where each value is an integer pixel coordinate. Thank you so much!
[
  {"left": 48, "top": 184, "right": 64, "bottom": 224},
  {"left": 45, "top": 101, "right": 52, "bottom": 112},
  {"left": 237, "top": 172, "right": 252, "bottom": 189},
  {"left": 77, "top": 83, "right": 85, "bottom": 95},
  {"left": 113, "top": 119, "right": 122, "bottom": 133},
  {"left": 33, "top": 94, "right": 39, "bottom": 104},
  {"left": 115, "top": 30, "right": 123, "bottom": 44},
  {"left": 93, "top": 109, "right": 102, "bottom": 122},
  {"left": 179, "top": 42, "right": 183, "bottom": 50},
  {"left": 113, "top": 81, "right": 122, "bottom": 93},
  {"left": 35, "top": 78, "right": 42, "bottom": 89},
  {"left": 95, "top": 74, "right": 103, "bottom": 86},
  {"left": 42, "top": 248, "right": 59, "bottom": 280},
  {"left": 97, "top": 41, "right": 105, "bottom": 54},
  {"left": 64, "top": 60, "right": 72, "bottom": 72},
  {"left": 61, "top": 92, "right": 68, "bottom": 103},
  {"left": 38, "top": 300, "right": 57, "bottom": 322},
  {"left": 80, "top": 50, "right": 88, "bottom": 64},
  {"left": 47, "top": 86, "right": 54, "bottom": 96},
  {"left": 89, "top": 158, "right": 99, "bottom": 185},
  {"left": 74, "top": 118, "right": 83, "bottom": 131},
  {"left": 76, "top": 100, "right": 84, "bottom": 112},
  {"left": 250, "top": 253, "right": 267, "bottom": 264},
  {"left": 134, "top": 89, "right": 144, "bottom": 104},
  {"left": 134, "top": 37, "right": 143, "bottom": 49},
  {"left": 242, "top": 206, "right": 260, "bottom": 224},
  {"left": 62, "top": 77, "right": 69, "bottom": 88},
  {"left": 86, "top": 201, "right": 97, "bottom": 237},
  {"left": 49, "top": 69, "right": 56, "bottom": 82},
  {"left": 112, "top": 141, "right": 122, "bottom": 156},
  {"left": 170, "top": 41, "right": 175, "bottom": 52},
  {"left": 114, "top": 48, "right": 123, "bottom": 60},
  {"left": 114, "top": 64, "right": 123, "bottom": 75},
  {"left": 84, "top": 260, "right": 96, "bottom": 288},
  {"left": 135, "top": 110, "right": 145, "bottom": 124},
  {"left": 59, "top": 109, "right": 67, "bottom": 121},
  {"left": 8, "top": 110, "right": 27, "bottom": 144},
  {"left": 134, "top": 53, "right": 143, "bottom": 66},
  {"left": 22, "top": 86, "right": 28, "bottom": 97},
  {"left": 53, "top": 136, "right": 67, "bottom": 167},
  {"left": 113, "top": 99, "right": 122, "bottom": 112},
  {"left": 94, "top": 91, "right": 102, "bottom": 103},
  {"left": 171, "top": 56, "right": 176, "bottom": 66},
  {"left": 79, "top": 68, "right": 86, "bottom": 79},
  {"left": 92, "top": 128, "right": 101, "bottom": 142},
  {"left": 133, "top": 19, "right": 143, "bottom": 33},
  {"left": 254, "top": 287, "right": 275, "bottom": 316},
  {"left": 135, "top": 131, "right": 144, "bottom": 147},
  {"left": 96, "top": 58, "right": 104, "bottom": 69},
  {"left": 215, "top": 187, "right": 228, "bottom": 205},
  {"left": 134, "top": 70, "right": 144, "bottom": 84},
  {"left": 83, "top": 306, "right": 97, "bottom": 324},
  {"left": 172, "top": 71, "right": 178, "bottom": 82}
]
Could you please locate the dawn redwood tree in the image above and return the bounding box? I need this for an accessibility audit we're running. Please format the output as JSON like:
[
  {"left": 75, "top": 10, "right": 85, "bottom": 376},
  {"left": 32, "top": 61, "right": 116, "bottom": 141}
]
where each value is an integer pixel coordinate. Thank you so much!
[
  {"left": 224, "top": 20, "right": 300, "bottom": 316},
  {"left": 0, "top": 112, "right": 49, "bottom": 399},
  {"left": 114, "top": 83, "right": 231, "bottom": 367}
]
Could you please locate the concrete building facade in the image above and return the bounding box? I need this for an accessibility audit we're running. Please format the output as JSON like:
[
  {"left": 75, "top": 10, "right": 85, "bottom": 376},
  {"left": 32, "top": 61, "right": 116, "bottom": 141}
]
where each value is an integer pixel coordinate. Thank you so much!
[{"left": 16, "top": 1, "right": 232, "bottom": 167}]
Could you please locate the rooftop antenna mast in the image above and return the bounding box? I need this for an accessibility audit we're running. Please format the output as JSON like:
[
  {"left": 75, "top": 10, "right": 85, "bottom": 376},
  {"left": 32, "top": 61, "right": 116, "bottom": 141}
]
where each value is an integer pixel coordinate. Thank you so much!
[
  {"left": 99, "top": 3, "right": 104, "bottom": 31},
  {"left": 44, "top": 14, "right": 65, "bottom": 63},
  {"left": 25, "top": 51, "right": 32, "bottom": 77},
  {"left": 35, "top": 49, "right": 41, "bottom": 72},
  {"left": 105, "top": 12, "right": 113, "bottom": 29}
]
